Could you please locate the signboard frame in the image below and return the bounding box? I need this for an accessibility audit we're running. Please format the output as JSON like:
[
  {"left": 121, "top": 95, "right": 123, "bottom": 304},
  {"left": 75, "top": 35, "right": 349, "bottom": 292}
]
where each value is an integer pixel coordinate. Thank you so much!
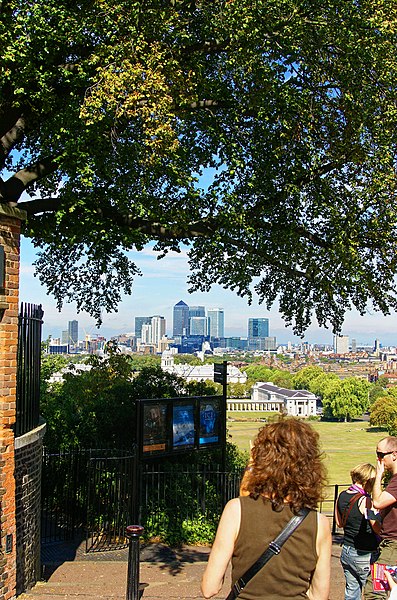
[{"left": 137, "top": 395, "right": 225, "bottom": 460}]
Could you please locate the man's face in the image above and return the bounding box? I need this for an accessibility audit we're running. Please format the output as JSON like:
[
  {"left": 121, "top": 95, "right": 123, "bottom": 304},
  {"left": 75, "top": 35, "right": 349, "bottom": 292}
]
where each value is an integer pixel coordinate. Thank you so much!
[{"left": 376, "top": 440, "right": 396, "bottom": 471}]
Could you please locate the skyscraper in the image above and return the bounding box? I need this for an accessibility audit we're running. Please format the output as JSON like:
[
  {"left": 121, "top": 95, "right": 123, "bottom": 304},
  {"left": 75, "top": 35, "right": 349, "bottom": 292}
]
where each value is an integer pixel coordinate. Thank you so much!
[
  {"left": 189, "top": 306, "right": 205, "bottom": 318},
  {"left": 151, "top": 315, "right": 166, "bottom": 349},
  {"left": 207, "top": 308, "right": 224, "bottom": 339},
  {"left": 334, "top": 334, "right": 349, "bottom": 354},
  {"left": 173, "top": 300, "right": 189, "bottom": 337},
  {"left": 135, "top": 316, "right": 151, "bottom": 339},
  {"left": 68, "top": 320, "right": 78, "bottom": 345},
  {"left": 248, "top": 318, "right": 269, "bottom": 350},
  {"left": 190, "top": 316, "right": 207, "bottom": 336},
  {"left": 141, "top": 323, "right": 152, "bottom": 345}
]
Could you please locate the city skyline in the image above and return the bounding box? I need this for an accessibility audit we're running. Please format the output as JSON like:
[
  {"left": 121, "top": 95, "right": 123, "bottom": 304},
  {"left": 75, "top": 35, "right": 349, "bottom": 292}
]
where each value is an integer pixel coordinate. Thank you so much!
[{"left": 19, "top": 236, "right": 397, "bottom": 347}]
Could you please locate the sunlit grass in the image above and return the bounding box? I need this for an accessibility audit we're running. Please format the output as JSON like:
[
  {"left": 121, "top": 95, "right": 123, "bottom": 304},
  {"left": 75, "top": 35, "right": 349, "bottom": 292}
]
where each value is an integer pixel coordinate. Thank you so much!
[{"left": 227, "top": 412, "right": 387, "bottom": 485}]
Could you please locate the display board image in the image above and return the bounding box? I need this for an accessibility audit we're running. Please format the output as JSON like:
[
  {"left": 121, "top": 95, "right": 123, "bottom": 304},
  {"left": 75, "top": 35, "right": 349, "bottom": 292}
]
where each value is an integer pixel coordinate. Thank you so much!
[
  {"left": 142, "top": 403, "right": 168, "bottom": 453},
  {"left": 199, "top": 398, "right": 220, "bottom": 445},
  {"left": 173, "top": 402, "right": 195, "bottom": 448}
]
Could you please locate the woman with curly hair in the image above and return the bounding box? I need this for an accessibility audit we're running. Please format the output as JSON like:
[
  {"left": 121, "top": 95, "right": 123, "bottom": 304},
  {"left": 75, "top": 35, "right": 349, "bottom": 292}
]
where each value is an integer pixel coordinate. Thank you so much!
[{"left": 201, "top": 417, "right": 331, "bottom": 600}]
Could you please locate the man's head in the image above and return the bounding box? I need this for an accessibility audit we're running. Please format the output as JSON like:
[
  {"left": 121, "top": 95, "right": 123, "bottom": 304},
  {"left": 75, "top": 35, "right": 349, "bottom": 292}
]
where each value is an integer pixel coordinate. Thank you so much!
[{"left": 377, "top": 437, "right": 397, "bottom": 473}]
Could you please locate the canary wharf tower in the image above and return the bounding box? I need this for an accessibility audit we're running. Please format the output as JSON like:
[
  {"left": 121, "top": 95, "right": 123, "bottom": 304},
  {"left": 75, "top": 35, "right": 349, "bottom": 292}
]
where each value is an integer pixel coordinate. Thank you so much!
[{"left": 173, "top": 300, "right": 189, "bottom": 337}]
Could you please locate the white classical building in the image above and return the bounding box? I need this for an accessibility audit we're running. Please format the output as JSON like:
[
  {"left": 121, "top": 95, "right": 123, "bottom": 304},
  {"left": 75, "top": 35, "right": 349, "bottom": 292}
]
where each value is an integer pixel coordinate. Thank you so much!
[
  {"left": 231, "top": 381, "right": 317, "bottom": 416},
  {"left": 161, "top": 352, "right": 247, "bottom": 384}
]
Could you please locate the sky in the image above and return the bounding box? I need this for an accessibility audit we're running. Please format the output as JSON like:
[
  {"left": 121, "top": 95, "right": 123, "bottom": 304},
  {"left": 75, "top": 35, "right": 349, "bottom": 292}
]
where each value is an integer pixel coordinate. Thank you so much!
[{"left": 18, "top": 236, "right": 397, "bottom": 347}]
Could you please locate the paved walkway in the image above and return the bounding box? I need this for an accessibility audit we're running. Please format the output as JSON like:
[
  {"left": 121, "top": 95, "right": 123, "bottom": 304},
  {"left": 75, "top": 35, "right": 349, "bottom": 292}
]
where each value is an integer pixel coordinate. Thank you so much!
[{"left": 19, "top": 534, "right": 346, "bottom": 600}]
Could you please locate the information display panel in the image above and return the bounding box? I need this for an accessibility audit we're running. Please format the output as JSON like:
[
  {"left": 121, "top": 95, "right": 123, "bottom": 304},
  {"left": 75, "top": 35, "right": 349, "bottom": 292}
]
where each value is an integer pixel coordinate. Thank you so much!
[
  {"left": 137, "top": 395, "right": 225, "bottom": 459},
  {"left": 142, "top": 402, "right": 168, "bottom": 455},
  {"left": 172, "top": 401, "right": 195, "bottom": 449},
  {"left": 199, "top": 397, "right": 220, "bottom": 446}
]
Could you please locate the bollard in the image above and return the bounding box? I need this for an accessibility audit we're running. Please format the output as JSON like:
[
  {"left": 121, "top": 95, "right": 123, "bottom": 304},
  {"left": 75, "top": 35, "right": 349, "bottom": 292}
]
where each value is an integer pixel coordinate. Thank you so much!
[{"left": 126, "top": 525, "right": 145, "bottom": 600}]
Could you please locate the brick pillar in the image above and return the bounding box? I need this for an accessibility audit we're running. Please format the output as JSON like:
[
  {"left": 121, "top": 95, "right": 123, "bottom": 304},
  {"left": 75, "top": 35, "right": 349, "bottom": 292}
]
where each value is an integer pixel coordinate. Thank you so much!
[{"left": 0, "top": 205, "right": 26, "bottom": 600}]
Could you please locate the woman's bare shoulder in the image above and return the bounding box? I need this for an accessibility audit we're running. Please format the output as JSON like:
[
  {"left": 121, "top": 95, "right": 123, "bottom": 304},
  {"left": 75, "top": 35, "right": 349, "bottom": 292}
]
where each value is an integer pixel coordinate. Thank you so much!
[{"left": 317, "top": 512, "right": 331, "bottom": 537}]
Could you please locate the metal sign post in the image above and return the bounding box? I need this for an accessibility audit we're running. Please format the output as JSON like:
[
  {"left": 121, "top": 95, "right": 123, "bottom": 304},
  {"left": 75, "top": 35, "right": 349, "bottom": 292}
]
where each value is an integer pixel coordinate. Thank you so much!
[{"left": 214, "top": 361, "right": 227, "bottom": 475}]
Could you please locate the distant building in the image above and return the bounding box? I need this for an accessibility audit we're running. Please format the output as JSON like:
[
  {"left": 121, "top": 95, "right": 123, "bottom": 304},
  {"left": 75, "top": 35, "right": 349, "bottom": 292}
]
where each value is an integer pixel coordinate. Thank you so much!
[
  {"left": 351, "top": 338, "right": 357, "bottom": 353},
  {"left": 248, "top": 318, "right": 270, "bottom": 350},
  {"left": 173, "top": 300, "right": 189, "bottom": 337},
  {"left": 190, "top": 316, "right": 207, "bottom": 336},
  {"left": 221, "top": 337, "right": 248, "bottom": 351},
  {"left": 263, "top": 336, "right": 277, "bottom": 351},
  {"left": 161, "top": 352, "right": 247, "bottom": 384},
  {"left": 189, "top": 306, "right": 205, "bottom": 318},
  {"left": 68, "top": 320, "right": 78, "bottom": 345},
  {"left": 135, "top": 316, "right": 151, "bottom": 339},
  {"left": 138, "top": 316, "right": 166, "bottom": 352},
  {"left": 140, "top": 323, "right": 152, "bottom": 345},
  {"left": 247, "top": 382, "right": 317, "bottom": 417},
  {"left": 170, "top": 335, "right": 206, "bottom": 354},
  {"left": 151, "top": 315, "right": 166, "bottom": 351},
  {"left": 334, "top": 334, "right": 349, "bottom": 354},
  {"left": 49, "top": 344, "right": 69, "bottom": 354},
  {"left": 61, "top": 330, "right": 69, "bottom": 345},
  {"left": 207, "top": 308, "right": 224, "bottom": 339},
  {"left": 157, "top": 336, "right": 171, "bottom": 353}
]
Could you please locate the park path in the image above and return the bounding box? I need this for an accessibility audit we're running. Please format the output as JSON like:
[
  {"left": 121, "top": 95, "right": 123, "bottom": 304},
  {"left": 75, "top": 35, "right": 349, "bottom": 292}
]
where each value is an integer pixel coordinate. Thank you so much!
[{"left": 19, "top": 537, "right": 345, "bottom": 600}]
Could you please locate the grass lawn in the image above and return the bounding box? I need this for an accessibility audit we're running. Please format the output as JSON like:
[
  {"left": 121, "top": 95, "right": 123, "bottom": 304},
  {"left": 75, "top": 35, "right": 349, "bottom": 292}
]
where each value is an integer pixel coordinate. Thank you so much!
[{"left": 227, "top": 412, "right": 387, "bottom": 486}]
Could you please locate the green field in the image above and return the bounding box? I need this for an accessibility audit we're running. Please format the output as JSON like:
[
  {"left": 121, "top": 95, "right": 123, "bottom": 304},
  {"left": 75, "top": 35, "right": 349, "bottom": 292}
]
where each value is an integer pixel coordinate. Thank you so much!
[{"left": 227, "top": 412, "right": 387, "bottom": 486}]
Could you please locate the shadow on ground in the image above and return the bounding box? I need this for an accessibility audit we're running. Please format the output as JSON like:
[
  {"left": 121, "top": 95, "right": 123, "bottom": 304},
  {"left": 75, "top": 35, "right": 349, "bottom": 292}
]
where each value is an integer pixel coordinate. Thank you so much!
[{"left": 41, "top": 538, "right": 212, "bottom": 580}]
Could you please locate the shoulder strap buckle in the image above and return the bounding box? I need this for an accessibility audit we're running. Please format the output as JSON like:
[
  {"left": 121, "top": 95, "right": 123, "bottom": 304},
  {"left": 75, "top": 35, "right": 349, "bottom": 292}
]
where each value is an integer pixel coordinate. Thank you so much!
[{"left": 268, "top": 541, "right": 281, "bottom": 555}]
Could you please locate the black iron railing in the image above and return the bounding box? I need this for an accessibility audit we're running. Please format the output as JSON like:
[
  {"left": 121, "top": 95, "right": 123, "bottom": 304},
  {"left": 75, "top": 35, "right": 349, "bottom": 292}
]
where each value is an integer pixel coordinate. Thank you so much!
[
  {"left": 140, "top": 463, "right": 241, "bottom": 543},
  {"left": 15, "top": 302, "right": 44, "bottom": 437},
  {"left": 41, "top": 447, "right": 137, "bottom": 551},
  {"left": 41, "top": 447, "right": 241, "bottom": 549},
  {"left": 41, "top": 446, "right": 349, "bottom": 551}
]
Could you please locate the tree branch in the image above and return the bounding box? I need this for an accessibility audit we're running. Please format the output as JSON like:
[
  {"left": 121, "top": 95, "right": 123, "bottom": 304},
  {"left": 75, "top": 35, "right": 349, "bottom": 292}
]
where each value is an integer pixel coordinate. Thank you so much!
[
  {"left": 0, "top": 116, "right": 26, "bottom": 164},
  {"left": 0, "top": 107, "right": 25, "bottom": 140},
  {"left": 19, "top": 197, "right": 314, "bottom": 282},
  {"left": 18, "top": 197, "right": 63, "bottom": 214},
  {"left": 0, "top": 157, "right": 58, "bottom": 202},
  {"left": 179, "top": 39, "right": 231, "bottom": 55}
]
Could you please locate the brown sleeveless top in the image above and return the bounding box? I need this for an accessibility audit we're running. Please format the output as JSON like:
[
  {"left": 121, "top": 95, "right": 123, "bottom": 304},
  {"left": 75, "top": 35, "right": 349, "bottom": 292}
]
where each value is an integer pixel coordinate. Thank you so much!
[{"left": 231, "top": 496, "right": 318, "bottom": 600}]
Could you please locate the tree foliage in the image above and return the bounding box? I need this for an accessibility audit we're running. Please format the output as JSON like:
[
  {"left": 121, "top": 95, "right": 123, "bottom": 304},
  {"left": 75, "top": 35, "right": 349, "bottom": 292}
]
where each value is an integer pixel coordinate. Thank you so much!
[
  {"left": 292, "top": 366, "right": 325, "bottom": 390},
  {"left": 243, "top": 364, "right": 293, "bottom": 388},
  {"left": 369, "top": 381, "right": 389, "bottom": 404},
  {"left": 370, "top": 389, "right": 397, "bottom": 434},
  {"left": 322, "top": 377, "right": 370, "bottom": 421},
  {"left": 40, "top": 355, "right": 214, "bottom": 449},
  {"left": 291, "top": 365, "right": 371, "bottom": 420},
  {"left": 2, "top": 0, "right": 397, "bottom": 333}
]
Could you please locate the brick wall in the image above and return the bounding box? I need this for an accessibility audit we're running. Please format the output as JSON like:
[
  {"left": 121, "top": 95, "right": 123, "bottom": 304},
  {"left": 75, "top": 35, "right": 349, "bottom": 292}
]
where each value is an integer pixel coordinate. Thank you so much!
[
  {"left": 15, "top": 424, "right": 46, "bottom": 594},
  {"left": 0, "top": 205, "right": 26, "bottom": 600}
]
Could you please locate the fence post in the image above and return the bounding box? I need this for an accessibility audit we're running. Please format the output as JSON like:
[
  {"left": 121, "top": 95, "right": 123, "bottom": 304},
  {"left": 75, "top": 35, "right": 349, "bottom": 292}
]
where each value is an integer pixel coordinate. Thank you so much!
[
  {"left": 126, "top": 525, "right": 144, "bottom": 600},
  {"left": 332, "top": 484, "right": 339, "bottom": 535}
]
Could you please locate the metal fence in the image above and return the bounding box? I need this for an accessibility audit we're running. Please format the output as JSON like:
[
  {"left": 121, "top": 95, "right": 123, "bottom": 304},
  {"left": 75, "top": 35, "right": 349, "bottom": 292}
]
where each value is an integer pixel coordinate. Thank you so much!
[
  {"left": 16, "top": 302, "right": 44, "bottom": 437},
  {"left": 41, "top": 447, "right": 349, "bottom": 553},
  {"left": 41, "top": 447, "right": 137, "bottom": 552},
  {"left": 140, "top": 463, "right": 241, "bottom": 543},
  {"left": 86, "top": 451, "right": 137, "bottom": 552},
  {"left": 41, "top": 447, "right": 241, "bottom": 551}
]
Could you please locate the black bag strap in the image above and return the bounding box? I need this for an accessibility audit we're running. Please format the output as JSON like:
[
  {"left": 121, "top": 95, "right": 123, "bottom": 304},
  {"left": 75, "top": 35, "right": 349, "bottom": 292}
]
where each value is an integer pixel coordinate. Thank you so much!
[
  {"left": 340, "top": 493, "right": 362, "bottom": 529},
  {"left": 225, "top": 507, "right": 311, "bottom": 600}
]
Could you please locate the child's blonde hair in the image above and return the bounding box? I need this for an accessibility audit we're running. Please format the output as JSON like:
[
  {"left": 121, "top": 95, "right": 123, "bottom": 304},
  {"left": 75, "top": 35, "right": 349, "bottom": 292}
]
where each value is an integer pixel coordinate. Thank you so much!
[{"left": 350, "top": 463, "right": 376, "bottom": 493}]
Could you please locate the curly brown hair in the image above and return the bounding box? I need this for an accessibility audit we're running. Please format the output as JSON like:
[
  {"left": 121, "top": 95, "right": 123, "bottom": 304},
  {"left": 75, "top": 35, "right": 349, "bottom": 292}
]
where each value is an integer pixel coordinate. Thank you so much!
[{"left": 242, "top": 417, "right": 327, "bottom": 512}]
